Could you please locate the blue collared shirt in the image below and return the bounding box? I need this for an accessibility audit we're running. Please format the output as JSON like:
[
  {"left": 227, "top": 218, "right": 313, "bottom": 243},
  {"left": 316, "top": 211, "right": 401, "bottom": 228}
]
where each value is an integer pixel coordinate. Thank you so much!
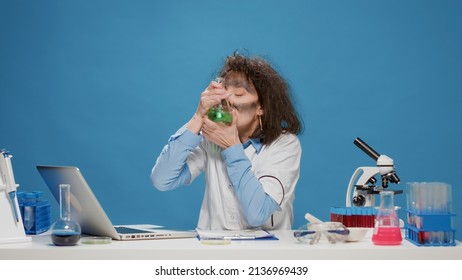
[
  {"left": 242, "top": 138, "right": 262, "bottom": 153},
  {"left": 151, "top": 126, "right": 279, "bottom": 228}
]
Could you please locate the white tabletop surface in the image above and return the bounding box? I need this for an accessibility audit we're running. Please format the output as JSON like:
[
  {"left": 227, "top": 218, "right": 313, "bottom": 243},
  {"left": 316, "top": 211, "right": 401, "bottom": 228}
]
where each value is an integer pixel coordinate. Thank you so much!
[{"left": 1, "top": 229, "right": 461, "bottom": 260}]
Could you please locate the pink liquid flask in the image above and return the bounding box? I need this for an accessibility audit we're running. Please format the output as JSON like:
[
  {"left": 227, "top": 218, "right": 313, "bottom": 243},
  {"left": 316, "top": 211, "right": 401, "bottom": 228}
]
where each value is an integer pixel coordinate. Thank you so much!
[{"left": 372, "top": 191, "right": 402, "bottom": 245}]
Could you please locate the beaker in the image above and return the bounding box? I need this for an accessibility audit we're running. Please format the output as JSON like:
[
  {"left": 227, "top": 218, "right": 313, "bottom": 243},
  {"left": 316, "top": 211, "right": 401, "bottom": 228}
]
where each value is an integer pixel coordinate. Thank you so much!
[
  {"left": 50, "top": 184, "right": 81, "bottom": 246},
  {"left": 207, "top": 77, "right": 233, "bottom": 124},
  {"left": 372, "top": 191, "right": 402, "bottom": 245}
]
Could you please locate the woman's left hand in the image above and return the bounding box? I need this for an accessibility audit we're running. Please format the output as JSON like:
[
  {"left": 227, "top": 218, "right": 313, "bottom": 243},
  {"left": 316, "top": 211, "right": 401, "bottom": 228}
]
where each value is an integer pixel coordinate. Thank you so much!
[{"left": 202, "top": 109, "right": 240, "bottom": 149}]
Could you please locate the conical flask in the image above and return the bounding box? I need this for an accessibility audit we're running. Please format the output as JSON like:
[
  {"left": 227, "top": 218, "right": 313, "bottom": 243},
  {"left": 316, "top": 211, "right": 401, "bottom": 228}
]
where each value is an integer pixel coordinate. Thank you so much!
[
  {"left": 207, "top": 77, "right": 233, "bottom": 124},
  {"left": 50, "top": 184, "right": 81, "bottom": 246},
  {"left": 372, "top": 191, "right": 402, "bottom": 245}
]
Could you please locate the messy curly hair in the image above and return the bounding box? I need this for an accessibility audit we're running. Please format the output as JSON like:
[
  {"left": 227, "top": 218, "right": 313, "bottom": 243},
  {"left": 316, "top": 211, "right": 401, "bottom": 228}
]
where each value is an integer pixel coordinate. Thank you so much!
[{"left": 218, "top": 52, "right": 303, "bottom": 145}]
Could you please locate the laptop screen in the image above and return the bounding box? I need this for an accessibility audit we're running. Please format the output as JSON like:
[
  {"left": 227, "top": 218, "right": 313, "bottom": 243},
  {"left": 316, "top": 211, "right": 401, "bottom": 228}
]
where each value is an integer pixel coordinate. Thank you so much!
[{"left": 37, "top": 165, "right": 120, "bottom": 239}]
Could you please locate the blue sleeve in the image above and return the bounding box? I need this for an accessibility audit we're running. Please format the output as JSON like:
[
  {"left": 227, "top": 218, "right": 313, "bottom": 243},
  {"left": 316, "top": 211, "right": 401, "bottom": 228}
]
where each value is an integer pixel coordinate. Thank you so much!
[
  {"left": 221, "top": 145, "right": 280, "bottom": 227},
  {"left": 150, "top": 126, "right": 202, "bottom": 191}
]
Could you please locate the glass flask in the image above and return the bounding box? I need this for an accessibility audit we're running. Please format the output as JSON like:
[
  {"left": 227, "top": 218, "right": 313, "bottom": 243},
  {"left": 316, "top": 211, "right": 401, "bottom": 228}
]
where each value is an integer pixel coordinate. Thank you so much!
[
  {"left": 372, "top": 191, "right": 402, "bottom": 245},
  {"left": 207, "top": 77, "right": 233, "bottom": 124},
  {"left": 50, "top": 184, "right": 81, "bottom": 246}
]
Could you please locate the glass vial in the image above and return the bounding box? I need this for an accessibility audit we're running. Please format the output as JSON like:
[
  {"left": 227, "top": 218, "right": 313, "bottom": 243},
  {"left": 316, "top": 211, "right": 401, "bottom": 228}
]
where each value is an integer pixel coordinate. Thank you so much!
[
  {"left": 50, "top": 184, "right": 81, "bottom": 246},
  {"left": 372, "top": 191, "right": 402, "bottom": 245},
  {"left": 23, "top": 192, "right": 37, "bottom": 232}
]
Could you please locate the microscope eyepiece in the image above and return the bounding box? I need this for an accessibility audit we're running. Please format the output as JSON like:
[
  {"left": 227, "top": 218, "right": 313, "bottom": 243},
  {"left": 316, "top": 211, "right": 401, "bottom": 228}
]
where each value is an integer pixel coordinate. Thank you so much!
[{"left": 354, "top": 137, "right": 380, "bottom": 161}]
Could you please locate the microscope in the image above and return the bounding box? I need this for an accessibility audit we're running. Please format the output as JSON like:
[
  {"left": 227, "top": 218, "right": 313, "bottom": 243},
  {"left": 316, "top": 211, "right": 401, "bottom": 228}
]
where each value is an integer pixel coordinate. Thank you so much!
[{"left": 346, "top": 137, "right": 402, "bottom": 207}]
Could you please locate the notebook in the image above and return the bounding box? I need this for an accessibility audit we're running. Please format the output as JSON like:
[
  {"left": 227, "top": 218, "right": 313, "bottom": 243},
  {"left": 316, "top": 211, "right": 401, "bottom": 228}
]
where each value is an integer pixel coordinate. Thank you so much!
[{"left": 36, "top": 165, "right": 197, "bottom": 240}]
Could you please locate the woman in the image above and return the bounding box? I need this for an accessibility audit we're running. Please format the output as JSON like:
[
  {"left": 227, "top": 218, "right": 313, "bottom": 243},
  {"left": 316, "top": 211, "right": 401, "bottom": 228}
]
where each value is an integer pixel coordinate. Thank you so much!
[{"left": 151, "top": 52, "right": 302, "bottom": 230}]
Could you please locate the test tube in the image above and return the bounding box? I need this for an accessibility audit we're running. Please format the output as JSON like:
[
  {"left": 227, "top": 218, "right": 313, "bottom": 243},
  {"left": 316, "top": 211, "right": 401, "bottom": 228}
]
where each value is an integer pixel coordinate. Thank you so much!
[
  {"left": 23, "top": 192, "right": 38, "bottom": 232},
  {"left": 23, "top": 205, "right": 35, "bottom": 231}
]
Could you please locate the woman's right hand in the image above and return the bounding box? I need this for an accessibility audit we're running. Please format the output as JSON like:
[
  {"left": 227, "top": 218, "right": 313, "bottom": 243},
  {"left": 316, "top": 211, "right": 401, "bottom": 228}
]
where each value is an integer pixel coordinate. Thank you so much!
[{"left": 187, "top": 79, "right": 230, "bottom": 134}]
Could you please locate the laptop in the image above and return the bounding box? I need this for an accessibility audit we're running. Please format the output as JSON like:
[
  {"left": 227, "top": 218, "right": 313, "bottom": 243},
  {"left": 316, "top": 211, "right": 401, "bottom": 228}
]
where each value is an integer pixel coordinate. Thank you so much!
[{"left": 37, "top": 165, "right": 197, "bottom": 240}]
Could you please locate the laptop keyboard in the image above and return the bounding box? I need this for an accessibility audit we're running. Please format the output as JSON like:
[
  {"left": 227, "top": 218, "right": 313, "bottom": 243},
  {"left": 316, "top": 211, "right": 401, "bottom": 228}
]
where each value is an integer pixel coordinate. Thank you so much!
[{"left": 115, "top": 226, "right": 153, "bottom": 234}]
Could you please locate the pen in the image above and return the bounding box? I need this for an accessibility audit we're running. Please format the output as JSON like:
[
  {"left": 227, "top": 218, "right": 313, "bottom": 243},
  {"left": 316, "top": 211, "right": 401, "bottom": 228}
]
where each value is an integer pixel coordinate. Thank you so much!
[
  {"left": 225, "top": 235, "right": 256, "bottom": 240},
  {"left": 200, "top": 235, "right": 256, "bottom": 240}
]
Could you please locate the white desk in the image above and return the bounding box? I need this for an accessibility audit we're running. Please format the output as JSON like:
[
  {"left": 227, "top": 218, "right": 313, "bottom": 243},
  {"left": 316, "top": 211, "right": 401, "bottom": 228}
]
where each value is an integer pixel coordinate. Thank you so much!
[{"left": 1, "top": 230, "right": 461, "bottom": 260}]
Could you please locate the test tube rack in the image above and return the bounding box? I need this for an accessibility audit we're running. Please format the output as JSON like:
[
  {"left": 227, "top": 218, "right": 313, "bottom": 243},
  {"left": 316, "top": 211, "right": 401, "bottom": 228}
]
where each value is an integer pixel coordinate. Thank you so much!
[
  {"left": 405, "top": 210, "right": 456, "bottom": 246},
  {"left": 330, "top": 207, "right": 378, "bottom": 228},
  {"left": 405, "top": 182, "right": 456, "bottom": 246},
  {"left": 17, "top": 191, "right": 51, "bottom": 235}
]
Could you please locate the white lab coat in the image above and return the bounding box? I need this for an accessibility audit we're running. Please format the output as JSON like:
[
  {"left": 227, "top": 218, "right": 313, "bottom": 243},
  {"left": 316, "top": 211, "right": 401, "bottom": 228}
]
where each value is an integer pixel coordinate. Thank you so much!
[{"left": 187, "top": 133, "right": 302, "bottom": 230}]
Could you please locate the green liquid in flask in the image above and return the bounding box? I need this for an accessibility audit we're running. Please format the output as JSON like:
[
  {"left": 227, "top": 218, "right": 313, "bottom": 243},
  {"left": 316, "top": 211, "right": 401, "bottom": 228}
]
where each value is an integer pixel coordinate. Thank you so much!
[{"left": 207, "top": 107, "right": 232, "bottom": 124}]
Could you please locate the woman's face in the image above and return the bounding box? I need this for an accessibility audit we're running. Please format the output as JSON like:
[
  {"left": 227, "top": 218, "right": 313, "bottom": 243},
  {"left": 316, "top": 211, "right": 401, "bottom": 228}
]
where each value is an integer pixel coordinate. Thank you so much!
[{"left": 224, "top": 74, "right": 262, "bottom": 138}]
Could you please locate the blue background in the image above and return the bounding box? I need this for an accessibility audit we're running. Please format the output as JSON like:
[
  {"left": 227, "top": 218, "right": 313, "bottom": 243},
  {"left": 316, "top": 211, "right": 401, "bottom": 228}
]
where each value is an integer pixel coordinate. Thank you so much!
[{"left": 2, "top": 0, "right": 461, "bottom": 235}]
